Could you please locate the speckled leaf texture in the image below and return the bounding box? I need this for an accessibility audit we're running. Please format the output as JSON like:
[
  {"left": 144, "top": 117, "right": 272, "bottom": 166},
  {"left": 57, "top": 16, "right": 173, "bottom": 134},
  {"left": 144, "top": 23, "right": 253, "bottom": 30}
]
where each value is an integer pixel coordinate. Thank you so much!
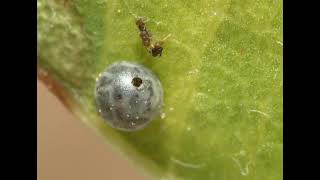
[{"left": 37, "top": 0, "right": 283, "bottom": 179}]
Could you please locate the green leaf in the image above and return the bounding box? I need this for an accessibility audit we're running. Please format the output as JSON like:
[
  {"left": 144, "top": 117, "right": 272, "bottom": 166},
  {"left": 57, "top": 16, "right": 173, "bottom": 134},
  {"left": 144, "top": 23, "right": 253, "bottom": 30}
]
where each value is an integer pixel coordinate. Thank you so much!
[{"left": 37, "top": 0, "right": 283, "bottom": 179}]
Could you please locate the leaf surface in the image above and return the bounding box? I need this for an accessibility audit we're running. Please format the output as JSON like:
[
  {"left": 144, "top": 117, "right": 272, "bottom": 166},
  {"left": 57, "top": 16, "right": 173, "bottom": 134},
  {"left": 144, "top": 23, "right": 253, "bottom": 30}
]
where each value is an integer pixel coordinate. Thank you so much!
[{"left": 37, "top": 0, "right": 283, "bottom": 179}]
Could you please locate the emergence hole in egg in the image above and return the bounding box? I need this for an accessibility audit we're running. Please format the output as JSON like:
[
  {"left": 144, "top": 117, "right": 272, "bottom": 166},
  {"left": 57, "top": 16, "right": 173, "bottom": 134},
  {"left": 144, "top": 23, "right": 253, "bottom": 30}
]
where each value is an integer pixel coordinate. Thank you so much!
[{"left": 132, "top": 77, "right": 143, "bottom": 87}]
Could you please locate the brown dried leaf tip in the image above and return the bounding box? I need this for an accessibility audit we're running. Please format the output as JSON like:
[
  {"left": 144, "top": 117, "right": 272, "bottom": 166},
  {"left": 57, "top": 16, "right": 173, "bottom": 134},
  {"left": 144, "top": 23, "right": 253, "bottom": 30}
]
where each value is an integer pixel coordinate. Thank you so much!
[{"left": 135, "top": 18, "right": 171, "bottom": 57}]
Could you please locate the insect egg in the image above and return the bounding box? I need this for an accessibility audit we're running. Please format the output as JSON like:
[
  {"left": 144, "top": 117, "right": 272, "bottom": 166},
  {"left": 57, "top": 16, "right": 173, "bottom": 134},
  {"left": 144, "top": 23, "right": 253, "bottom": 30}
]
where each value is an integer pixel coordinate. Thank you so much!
[{"left": 95, "top": 61, "right": 164, "bottom": 131}]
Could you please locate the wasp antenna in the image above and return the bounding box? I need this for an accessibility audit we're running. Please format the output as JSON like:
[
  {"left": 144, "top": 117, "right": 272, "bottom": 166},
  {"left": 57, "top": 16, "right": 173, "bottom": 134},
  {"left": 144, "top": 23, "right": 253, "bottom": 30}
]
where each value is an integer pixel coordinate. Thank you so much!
[
  {"left": 156, "top": 34, "right": 171, "bottom": 46},
  {"left": 132, "top": 14, "right": 139, "bottom": 18},
  {"left": 162, "top": 34, "right": 172, "bottom": 41}
]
